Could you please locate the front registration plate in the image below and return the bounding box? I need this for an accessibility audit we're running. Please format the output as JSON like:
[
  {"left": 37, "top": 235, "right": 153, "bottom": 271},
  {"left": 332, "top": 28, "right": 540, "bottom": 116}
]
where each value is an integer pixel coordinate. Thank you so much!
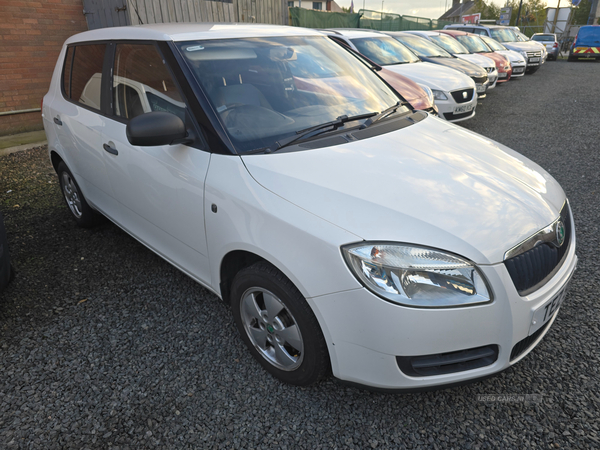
[
  {"left": 476, "top": 84, "right": 486, "bottom": 94},
  {"left": 529, "top": 57, "right": 540, "bottom": 62},
  {"left": 453, "top": 104, "right": 474, "bottom": 114},
  {"left": 529, "top": 284, "right": 569, "bottom": 336},
  {"left": 499, "top": 72, "right": 508, "bottom": 78}
]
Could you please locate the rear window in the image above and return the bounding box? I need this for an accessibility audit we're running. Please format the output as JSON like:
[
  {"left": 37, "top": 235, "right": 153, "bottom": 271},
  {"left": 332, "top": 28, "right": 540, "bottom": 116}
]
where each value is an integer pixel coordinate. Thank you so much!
[
  {"left": 532, "top": 35, "right": 555, "bottom": 42},
  {"left": 63, "top": 44, "right": 106, "bottom": 111}
]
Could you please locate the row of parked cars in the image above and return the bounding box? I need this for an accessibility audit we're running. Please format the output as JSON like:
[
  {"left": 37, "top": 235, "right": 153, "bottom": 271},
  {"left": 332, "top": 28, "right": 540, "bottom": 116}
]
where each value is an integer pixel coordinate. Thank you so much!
[
  {"left": 318, "top": 24, "right": 554, "bottom": 123},
  {"left": 35, "top": 21, "right": 578, "bottom": 391}
]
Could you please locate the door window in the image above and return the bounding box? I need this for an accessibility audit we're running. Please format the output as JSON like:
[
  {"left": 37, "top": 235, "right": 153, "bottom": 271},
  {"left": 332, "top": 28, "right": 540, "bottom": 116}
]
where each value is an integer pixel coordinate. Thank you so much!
[
  {"left": 112, "top": 44, "right": 185, "bottom": 121},
  {"left": 63, "top": 44, "right": 106, "bottom": 111}
]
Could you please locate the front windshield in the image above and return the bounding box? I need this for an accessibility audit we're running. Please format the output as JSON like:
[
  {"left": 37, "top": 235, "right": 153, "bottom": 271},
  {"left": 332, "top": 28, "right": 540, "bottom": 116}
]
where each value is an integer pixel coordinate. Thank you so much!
[
  {"left": 430, "top": 34, "right": 469, "bottom": 54},
  {"left": 515, "top": 31, "right": 528, "bottom": 42},
  {"left": 490, "top": 28, "right": 518, "bottom": 43},
  {"left": 178, "top": 36, "right": 403, "bottom": 153},
  {"left": 456, "top": 35, "right": 491, "bottom": 53},
  {"left": 480, "top": 35, "right": 506, "bottom": 51},
  {"left": 394, "top": 34, "right": 452, "bottom": 58},
  {"left": 351, "top": 36, "right": 421, "bottom": 65}
]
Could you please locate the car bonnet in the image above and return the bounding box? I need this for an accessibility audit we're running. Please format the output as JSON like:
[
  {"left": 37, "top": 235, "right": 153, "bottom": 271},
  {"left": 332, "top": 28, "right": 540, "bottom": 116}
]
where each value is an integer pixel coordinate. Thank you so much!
[
  {"left": 240, "top": 116, "right": 566, "bottom": 265},
  {"left": 455, "top": 53, "right": 496, "bottom": 68},
  {"left": 382, "top": 61, "right": 475, "bottom": 92}
]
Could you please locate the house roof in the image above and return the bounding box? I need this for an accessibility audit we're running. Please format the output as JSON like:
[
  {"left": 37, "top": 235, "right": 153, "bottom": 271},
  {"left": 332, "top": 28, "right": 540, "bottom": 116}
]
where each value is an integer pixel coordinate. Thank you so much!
[{"left": 439, "top": 1, "right": 475, "bottom": 21}]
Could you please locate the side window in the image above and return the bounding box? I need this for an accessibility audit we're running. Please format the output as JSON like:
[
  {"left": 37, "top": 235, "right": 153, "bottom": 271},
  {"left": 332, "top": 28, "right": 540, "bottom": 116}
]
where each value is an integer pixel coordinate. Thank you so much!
[
  {"left": 67, "top": 44, "right": 106, "bottom": 111},
  {"left": 62, "top": 47, "right": 74, "bottom": 99},
  {"left": 113, "top": 43, "right": 185, "bottom": 121}
]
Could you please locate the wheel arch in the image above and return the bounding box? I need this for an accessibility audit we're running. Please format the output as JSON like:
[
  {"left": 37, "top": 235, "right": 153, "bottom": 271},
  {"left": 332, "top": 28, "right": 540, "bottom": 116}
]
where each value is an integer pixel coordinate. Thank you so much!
[
  {"left": 219, "top": 250, "right": 270, "bottom": 306},
  {"left": 50, "top": 150, "right": 64, "bottom": 173}
]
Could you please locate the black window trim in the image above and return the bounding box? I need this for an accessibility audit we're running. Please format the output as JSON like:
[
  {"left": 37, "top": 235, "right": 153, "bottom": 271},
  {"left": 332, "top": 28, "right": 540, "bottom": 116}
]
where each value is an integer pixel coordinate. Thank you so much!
[{"left": 61, "top": 46, "right": 75, "bottom": 99}]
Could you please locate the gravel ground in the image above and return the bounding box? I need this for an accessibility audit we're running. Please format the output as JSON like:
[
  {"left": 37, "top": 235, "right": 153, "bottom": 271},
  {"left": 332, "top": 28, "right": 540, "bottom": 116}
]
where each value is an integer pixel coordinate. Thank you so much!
[{"left": 1, "top": 59, "right": 599, "bottom": 449}]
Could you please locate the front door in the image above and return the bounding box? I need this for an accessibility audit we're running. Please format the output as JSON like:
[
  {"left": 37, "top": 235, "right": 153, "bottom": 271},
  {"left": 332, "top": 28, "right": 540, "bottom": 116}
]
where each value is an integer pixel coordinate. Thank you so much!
[{"left": 101, "top": 42, "right": 212, "bottom": 283}]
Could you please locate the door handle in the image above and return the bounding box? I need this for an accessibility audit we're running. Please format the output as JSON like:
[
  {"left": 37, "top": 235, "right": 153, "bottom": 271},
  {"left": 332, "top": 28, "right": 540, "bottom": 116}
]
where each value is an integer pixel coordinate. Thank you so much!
[
  {"left": 103, "top": 143, "right": 118, "bottom": 155},
  {"left": 53, "top": 117, "right": 62, "bottom": 126}
]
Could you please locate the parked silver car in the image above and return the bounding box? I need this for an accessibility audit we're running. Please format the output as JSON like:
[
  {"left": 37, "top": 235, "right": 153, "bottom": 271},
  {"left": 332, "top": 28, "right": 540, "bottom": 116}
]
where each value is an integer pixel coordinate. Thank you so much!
[{"left": 531, "top": 33, "right": 560, "bottom": 60}]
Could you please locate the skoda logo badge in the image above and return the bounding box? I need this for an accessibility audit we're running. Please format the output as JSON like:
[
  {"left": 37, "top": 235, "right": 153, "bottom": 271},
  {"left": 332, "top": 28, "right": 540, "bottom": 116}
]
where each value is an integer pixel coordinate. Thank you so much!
[{"left": 556, "top": 220, "right": 566, "bottom": 247}]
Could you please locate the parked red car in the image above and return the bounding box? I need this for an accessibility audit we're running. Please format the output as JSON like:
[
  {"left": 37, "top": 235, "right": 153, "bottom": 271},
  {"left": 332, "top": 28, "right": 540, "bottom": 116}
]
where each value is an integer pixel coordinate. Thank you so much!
[
  {"left": 325, "top": 35, "right": 437, "bottom": 113},
  {"left": 438, "top": 30, "right": 512, "bottom": 83}
]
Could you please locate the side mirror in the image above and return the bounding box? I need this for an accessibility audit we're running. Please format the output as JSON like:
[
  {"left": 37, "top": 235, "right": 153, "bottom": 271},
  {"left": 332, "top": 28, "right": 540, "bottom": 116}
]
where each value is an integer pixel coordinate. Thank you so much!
[{"left": 126, "top": 111, "right": 188, "bottom": 146}]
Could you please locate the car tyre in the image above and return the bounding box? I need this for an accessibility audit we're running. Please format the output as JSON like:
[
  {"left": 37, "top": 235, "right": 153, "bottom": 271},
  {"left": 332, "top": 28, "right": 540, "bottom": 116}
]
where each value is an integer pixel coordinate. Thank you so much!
[
  {"left": 57, "top": 162, "right": 102, "bottom": 228},
  {"left": 230, "top": 261, "right": 330, "bottom": 386}
]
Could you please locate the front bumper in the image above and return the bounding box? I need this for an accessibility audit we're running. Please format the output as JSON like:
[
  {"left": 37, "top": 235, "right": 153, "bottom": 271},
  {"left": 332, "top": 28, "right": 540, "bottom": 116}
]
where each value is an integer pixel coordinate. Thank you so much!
[
  {"left": 435, "top": 88, "right": 478, "bottom": 123},
  {"left": 510, "top": 63, "right": 527, "bottom": 77},
  {"left": 308, "top": 237, "right": 577, "bottom": 390}
]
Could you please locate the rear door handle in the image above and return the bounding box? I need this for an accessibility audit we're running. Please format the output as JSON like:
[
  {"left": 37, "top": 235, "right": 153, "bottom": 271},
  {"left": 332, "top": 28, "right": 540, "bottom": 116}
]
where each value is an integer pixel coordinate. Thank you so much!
[
  {"left": 103, "top": 143, "right": 118, "bottom": 155},
  {"left": 53, "top": 117, "right": 62, "bottom": 126}
]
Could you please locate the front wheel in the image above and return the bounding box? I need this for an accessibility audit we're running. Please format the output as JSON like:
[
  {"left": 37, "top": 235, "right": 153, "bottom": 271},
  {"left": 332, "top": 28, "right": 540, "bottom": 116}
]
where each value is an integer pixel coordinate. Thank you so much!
[
  {"left": 57, "top": 162, "right": 102, "bottom": 228},
  {"left": 230, "top": 262, "right": 330, "bottom": 386}
]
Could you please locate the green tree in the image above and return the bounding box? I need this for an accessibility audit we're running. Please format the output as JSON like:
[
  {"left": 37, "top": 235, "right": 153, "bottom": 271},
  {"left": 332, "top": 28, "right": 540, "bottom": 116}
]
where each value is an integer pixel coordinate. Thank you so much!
[
  {"left": 505, "top": 0, "right": 548, "bottom": 26},
  {"left": 473, "top": 0, "right": 501, "bottom": 20}
]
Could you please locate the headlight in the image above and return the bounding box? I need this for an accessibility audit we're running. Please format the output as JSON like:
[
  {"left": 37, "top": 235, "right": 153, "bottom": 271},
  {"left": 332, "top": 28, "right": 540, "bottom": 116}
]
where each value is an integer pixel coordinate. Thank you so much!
[
  {"left": 520, "top": 50, "right": 528, "bottom": 58},
  {"left": 342, "top": 243, "right": 493, "bottom": 308},
  {"left": 431, "top": 89, "right": 448, "bottom": 101},
  {"left": 417, "top": 83, "right": 434, "bottom": 106}
]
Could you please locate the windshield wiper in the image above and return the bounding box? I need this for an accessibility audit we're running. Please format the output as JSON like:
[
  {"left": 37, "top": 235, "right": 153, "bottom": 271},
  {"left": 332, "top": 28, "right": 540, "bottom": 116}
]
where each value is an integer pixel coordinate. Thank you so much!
[
  {"left": 268, "top": 112, "right": 376, "bottom": 153},
  {"left": 358, "top": 101, "right": 403, "bottom": 130}
]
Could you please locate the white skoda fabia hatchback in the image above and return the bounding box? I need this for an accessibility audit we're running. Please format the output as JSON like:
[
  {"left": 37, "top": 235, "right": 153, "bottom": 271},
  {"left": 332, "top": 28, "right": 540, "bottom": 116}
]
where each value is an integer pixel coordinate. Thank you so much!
[{"left": 43, "top": 23, "right": 576, "bottom": 391}]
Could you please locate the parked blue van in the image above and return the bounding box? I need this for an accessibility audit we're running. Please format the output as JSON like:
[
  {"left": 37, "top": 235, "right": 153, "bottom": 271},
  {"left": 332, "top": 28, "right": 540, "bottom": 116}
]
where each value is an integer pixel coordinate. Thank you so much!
[{"left": 569, "top": 26, "right": 600, "bottom": 61}]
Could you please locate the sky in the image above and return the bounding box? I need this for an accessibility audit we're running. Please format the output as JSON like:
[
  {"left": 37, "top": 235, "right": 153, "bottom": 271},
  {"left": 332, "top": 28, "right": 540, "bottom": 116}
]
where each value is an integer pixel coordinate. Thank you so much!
[{"left": 341, "top": 0, "right": 563, "bottom": 20}]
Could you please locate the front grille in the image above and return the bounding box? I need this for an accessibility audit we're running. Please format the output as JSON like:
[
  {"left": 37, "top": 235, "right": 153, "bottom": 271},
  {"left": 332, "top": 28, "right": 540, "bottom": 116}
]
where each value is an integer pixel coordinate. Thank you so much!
[
  {"left": 527, "top": 51, "right": 542, "bottom": 57},
  {"left": 443, "top": 110, "right": 474, "bottom": 121},
  {"left": 450, "top": 88, "right": 474, "bottom": 104},
  {"left": 513, "top": 67, "right": 525, "bottom": 73},
  {"left": 472, "top": 75, "right": 488, "bottom": 85},
  {"left": 510, "top": 320, "right": 552, "bottom": 361},
  {"left": 504, "top": 203, "right": 572, "bottom": 295},
  {"left": 397, "top": 345, "right": 498, "bottom": 377}
]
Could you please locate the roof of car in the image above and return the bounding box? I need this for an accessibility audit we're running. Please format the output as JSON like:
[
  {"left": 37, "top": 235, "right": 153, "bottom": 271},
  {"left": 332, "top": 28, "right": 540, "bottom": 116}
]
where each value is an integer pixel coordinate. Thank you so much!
[
  {"left": 323, "top": 29, "right": 389, "bottom": 39},
  {"left": 65, "top": 23, "right": 323, "bottom": 44},
  {"left": 406, "top": 30, "right": 442, "bottom": 36},
  {"left": 446, "top": 24, "right": 503, "bottom": 29},
  {"left": 382, "top": 31, "right": 412, "bottom": 37},
  {"left": 438, "top": 29, "right": 469, "bottom": 37}
]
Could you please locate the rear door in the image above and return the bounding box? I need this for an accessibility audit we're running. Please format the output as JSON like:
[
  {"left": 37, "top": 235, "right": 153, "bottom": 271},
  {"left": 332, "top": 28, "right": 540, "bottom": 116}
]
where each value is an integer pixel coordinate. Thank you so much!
[
  {"left": 100, "top": 41, "right": 212, "bottom": 283},
  {"left": 49, "top": 43, "right": 114, "bottom": 212}
]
